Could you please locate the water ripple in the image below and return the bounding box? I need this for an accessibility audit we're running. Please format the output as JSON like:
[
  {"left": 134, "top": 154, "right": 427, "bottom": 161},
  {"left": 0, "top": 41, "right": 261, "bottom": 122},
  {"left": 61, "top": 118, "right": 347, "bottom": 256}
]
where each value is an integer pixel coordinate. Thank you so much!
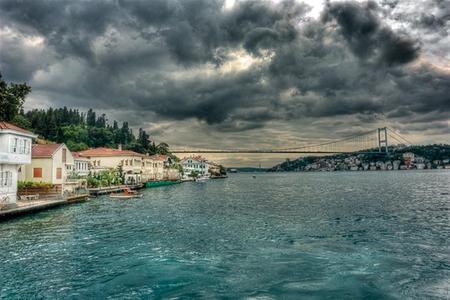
[{"left": 0, "top": 171, "right": 449, "bottom": 299}]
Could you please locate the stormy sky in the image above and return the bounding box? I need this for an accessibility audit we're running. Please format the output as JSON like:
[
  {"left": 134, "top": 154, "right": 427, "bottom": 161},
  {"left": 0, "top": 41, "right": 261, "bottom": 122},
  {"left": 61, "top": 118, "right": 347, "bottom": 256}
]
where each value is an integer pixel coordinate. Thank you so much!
[{"left": 1, "top": 0, "right": 449, "bottom": 166}]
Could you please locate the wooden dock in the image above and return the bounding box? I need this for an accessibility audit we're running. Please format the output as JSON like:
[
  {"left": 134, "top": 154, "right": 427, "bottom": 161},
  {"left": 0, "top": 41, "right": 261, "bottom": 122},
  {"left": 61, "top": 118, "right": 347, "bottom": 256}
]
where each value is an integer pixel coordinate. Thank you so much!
[
  {"left": 0, "top": 194, "right": 89, "bottom": 221},
  {"left": 88, "top": 185, "right": 127, "bottom": 196},
  {"left": 88, "top": 184, "right": 145, "bottom": 197}
]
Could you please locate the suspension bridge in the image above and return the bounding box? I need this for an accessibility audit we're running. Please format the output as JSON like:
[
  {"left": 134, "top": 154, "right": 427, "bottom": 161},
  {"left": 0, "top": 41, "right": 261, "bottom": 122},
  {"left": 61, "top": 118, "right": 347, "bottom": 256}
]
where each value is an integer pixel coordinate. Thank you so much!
[{"left": 171, "top": 127, "right": 413, "bottom": 154}]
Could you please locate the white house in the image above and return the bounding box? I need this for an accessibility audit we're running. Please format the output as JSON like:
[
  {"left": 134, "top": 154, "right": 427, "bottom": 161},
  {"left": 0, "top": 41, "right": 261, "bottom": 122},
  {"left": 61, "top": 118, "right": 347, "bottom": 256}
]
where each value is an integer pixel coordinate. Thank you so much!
[
  {"left": 0, "top": 122, "right": 36, "bottom": 208},
  {"left": 181, "top": 156, "right": 210, "bottom": 177},
  {"left": 72, "top": 152, "right": 90, "bottom": 177},
  {"left": 21, "top": 143, "right": 75, "bottom": 187}
]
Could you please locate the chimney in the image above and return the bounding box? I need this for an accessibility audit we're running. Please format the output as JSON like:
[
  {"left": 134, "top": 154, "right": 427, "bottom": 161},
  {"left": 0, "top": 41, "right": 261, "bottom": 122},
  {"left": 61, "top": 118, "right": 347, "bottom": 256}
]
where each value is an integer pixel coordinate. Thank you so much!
[{"left": 118, "top": 144, "right": 122, "bottom": 151}]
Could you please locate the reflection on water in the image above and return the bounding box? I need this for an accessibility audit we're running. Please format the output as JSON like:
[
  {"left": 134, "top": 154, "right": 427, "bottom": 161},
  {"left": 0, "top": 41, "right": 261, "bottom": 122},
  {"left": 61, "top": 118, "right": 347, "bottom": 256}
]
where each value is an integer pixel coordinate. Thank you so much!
[{"left": 1, "top": 171, "right": 449, "bottom": 299}]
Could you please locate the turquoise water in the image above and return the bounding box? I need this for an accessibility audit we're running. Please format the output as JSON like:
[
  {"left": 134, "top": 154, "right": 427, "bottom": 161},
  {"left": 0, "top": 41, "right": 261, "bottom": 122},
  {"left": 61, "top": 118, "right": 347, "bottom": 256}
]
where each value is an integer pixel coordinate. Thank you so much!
[{"left": 1, "top": 171, "right": 450, "bottom": 299}]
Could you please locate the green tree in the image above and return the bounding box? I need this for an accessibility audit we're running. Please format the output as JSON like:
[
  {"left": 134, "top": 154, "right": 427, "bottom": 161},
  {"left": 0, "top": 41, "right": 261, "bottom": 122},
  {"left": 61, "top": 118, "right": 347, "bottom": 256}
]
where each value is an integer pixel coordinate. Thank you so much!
[
  {"left": 0, "top": 73, "right": 31, "bottom": 121},
  {"left": 12, "top": 114, "right": 32, "bottom": 129},
  {"left": 156, "top": 142, "right": 170, "bottom": 155}
]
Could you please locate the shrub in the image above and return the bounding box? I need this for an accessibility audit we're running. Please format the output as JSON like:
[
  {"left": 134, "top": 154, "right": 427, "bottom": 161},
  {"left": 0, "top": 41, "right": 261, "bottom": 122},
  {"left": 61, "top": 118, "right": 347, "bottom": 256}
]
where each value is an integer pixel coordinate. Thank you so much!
[{"left": 18, "top": 181, "right": 53, "bottom": 190}]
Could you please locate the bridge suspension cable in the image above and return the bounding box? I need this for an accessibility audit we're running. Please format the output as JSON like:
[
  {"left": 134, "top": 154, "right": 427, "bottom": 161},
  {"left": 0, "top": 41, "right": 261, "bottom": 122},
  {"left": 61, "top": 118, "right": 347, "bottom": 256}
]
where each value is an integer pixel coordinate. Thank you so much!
[{"left": 171, "top": 127, "right": 414, "bottom": 154}]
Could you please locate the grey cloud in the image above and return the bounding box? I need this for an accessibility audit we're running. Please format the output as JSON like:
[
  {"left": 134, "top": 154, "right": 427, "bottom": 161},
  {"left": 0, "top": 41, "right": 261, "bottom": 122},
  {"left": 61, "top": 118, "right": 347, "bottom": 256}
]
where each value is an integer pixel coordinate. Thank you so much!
[
  {"left": 322, "top": 0, "right": 419, "bottom": 65},
  {"left": 0, "top": 0, "right": 449, "bottom": 138}
]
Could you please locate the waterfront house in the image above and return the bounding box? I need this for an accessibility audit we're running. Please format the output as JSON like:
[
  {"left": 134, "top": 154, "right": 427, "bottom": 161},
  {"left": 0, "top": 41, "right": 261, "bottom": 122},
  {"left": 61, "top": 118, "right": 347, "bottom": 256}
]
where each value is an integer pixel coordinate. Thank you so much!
[
  {"left": 21, "top": 143, "right": 75, "bottom": 188},
  {"left": 78, "top": 146, "right": 143, "bottom": 185},
  {"left": 142, "top": 154, "right": 165, "bottom": 181},
  {"left": 72, "top": 152, "right": 90, "bottom": 177},
  {"left": 0, "top": 122, "right": 37, "bottom": 208},
  {"left": 403, "top": 152, "right": 415, "bottom": 169},
  {"left": 142, "top": 154, "right": 179, "bottom": 181},
  {"left": 181, "top": 156, "right": 210, "bottom": 177},
  {"left": 393, "top": 160, "right": 401, "bottom": 170}
]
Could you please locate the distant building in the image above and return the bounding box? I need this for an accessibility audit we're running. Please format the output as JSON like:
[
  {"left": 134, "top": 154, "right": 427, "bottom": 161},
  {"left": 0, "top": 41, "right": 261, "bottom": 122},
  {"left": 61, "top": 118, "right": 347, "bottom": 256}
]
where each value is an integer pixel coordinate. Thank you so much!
[
  {"left": 393, "top": 160, "right": 401, "bottom": 170},
  {"left": 77, "top": 147, "right": 143, "bottom": 185},
  {"left": 142, "top": 154, "right": 178, "bottom": 181},
  {"left": 416, "top": 163, "right": 425, "bottom": 170},
  {"left": 181, "top": 156, "right": 210, "bottom": 177},
  {"left": 0, "top": 122, "right": 36, "bottom": 208},
  {"left": 403, "top": 152, "right": 415, "bottom": 169}
]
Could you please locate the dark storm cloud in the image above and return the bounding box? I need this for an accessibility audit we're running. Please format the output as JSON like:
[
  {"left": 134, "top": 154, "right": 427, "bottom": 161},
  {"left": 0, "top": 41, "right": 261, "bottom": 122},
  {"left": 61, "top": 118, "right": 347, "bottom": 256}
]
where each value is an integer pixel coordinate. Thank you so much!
[
  {"left": 322, "top": 0, "right": 419, "bottom": 65},
  {"left": 0, "top": 0, "right": 449, "bottom": 136}
]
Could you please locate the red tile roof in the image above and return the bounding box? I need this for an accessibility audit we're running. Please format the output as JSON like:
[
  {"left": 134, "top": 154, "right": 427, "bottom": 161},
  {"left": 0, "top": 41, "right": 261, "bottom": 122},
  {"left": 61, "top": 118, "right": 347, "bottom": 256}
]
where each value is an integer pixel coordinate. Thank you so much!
[
  {"left": 32, "top": 144, "right": 62, "bottom": 158},
  {"left": 72, "top": 152, "right": 89, "bottom": 160},
  {"left": 0, "top": 121, "right": 34, "bottom": 135},
  {"left": 78, "top": 147, "right": 143, "bottom": 157},
  {"left": 148, "top": 154, "right": 169, "bottom": 161}
]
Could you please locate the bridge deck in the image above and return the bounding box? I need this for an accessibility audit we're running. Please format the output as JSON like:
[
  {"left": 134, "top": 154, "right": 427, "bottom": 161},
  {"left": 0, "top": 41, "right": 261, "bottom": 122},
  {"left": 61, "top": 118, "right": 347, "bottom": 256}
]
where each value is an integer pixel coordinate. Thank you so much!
[{"left": 171, "top": 150, "right": 384, "bottom": 154}]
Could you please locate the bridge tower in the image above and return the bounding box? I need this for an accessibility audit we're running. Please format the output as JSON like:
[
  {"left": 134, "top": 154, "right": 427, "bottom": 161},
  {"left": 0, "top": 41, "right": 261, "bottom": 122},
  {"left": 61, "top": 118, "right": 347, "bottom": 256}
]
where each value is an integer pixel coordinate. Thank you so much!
[{"left": 378, "top": 127, "right": 388, "bottom": 153}]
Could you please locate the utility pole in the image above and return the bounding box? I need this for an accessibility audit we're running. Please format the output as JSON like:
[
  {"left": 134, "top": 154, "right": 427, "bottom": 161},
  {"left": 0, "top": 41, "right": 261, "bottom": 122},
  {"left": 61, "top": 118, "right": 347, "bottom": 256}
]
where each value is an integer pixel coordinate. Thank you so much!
[{"left": 378, "top": 127, "right": 388, "bottom": 153}]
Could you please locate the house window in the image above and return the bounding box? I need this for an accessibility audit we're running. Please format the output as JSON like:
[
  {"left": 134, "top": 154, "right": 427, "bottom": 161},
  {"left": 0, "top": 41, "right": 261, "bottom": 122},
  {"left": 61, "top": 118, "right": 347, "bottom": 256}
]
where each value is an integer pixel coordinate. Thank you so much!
[
  {"left": 125, "top": 160, "right": 128, "bottom": 166},
  {"left": 62, "top": 149, "right": 67, "bottom": 163},
  {"left": 10, "top": 137, "right": 19, "bottom": 153},
  {"left": 56, "top": 168, "right": 62, "bottom": 179},
  {"left": 9, "top": 137, "right": 30, "bottom": 154},
  {"left": 33, "top": 168, "right": 42, "bottom": 178},
  {"left": 0, "top": 171, "right": 12, "bottom": 187}
]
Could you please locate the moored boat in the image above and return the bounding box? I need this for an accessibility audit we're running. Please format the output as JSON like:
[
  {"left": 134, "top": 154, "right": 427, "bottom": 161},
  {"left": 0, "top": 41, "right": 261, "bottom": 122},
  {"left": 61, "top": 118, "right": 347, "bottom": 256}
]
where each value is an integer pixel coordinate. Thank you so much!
[
  {"left": 109, "top": 187, "right": 143, "bottom": 199},
  {"left": 195, "top": 176, "right": 209, "bottom": 182},
  {"left": 109, "top": 193, "right": 143, "bottom": 199},
  {"left": 145, "top": 180, "right": 180, "bottom": 188}
]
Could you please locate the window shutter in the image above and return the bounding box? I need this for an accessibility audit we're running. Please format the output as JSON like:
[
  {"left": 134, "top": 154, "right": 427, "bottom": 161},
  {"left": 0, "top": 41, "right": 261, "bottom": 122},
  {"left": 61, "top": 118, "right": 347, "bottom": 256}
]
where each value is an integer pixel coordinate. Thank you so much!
[{"left": 33, "top": 168, "right": 42, "bottom": 178}]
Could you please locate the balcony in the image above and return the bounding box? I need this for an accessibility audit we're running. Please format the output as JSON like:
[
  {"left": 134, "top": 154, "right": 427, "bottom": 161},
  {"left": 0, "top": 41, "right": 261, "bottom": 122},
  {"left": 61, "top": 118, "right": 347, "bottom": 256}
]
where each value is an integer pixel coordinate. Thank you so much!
[{"left": 0, "top": 151, "right": 32, "bottom": 165}]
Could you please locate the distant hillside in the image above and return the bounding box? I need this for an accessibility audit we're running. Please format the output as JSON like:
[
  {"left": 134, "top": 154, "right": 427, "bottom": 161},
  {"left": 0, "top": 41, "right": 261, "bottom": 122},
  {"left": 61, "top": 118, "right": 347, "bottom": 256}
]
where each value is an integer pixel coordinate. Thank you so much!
[{"left": 269, "top": 144, "right": 450, "bottom": 172}]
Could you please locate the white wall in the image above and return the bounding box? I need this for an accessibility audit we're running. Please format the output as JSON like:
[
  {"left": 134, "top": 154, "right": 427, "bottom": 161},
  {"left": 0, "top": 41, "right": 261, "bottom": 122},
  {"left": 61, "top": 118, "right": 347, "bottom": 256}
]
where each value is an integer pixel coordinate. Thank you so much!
[
  {"left": 0, "top": 130, "right": 34, "bottom": 206},
  {"left": 0, "top": 164, "right": 19, "bottom": 205},
  {"left": 88, "top": 155, "right": 142, "bottom": 174},
  {"left": 0, "top": 133, "right": 32, "bottom": 164}
]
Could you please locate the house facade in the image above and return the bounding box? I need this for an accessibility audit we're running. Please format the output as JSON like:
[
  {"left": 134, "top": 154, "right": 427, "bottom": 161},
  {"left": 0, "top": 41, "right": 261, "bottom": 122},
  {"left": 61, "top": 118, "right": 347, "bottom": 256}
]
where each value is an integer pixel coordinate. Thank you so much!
[
  {"left": 181, "top": 156, "right": 210, "bottom": 177},
  {"left": 21, "top": 144, "right": 75, "bottom": 186},
  {"left": 0, "top": 122, "right": 36, "bottom": 207},
  {"left": 77, "top": 147, "right": 143, "bottom": 184},
  {"left": 142, "top": 154, "right": 179, "bottom": 181},
  {"left": 72, "top": 152, "right": 90, "bottom": 177}
]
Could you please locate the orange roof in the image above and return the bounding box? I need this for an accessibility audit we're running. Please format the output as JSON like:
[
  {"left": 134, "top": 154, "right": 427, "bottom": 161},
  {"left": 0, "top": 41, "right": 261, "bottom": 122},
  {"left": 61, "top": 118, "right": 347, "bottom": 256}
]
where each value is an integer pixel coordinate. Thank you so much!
[
  {"left": 148, "top": 154, "right": 169, "bottom": 161},
  {"left": 0, "top": 121, "right": 34, "bottom": 135},
  {"left": 78, "top": 147, "right": 143, "bottom": 157},
  {"left": 72, "top": 152, "right": 89, "bottom": 160},
  {"left": 32, "top": 144, "right": 62, "bottom": 158}
]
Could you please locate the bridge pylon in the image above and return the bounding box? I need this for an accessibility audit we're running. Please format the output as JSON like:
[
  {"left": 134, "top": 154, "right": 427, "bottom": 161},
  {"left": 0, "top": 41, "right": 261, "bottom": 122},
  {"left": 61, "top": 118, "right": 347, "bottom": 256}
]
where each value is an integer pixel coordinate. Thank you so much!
[{"left": 378, "top": 127, "right": 388, "bottom": 153}]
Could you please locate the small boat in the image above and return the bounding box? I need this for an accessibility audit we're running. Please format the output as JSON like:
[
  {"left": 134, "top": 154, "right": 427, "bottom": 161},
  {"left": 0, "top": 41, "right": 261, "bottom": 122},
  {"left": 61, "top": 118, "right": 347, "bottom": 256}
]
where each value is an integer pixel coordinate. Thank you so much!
[
  {"left": 195, "top": 176, "right": 209, "bottom": 182},
  {"left": 110, "top": 188, "right": 143, "bottom": 199}
]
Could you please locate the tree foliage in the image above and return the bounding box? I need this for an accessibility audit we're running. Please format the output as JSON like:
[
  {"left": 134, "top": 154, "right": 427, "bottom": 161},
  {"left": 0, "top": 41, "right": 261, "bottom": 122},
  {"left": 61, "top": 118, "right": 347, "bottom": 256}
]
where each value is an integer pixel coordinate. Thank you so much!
[
  {"left": 1, "top": 74, "right": 172, "bottom": 156},
  {"left": 23, "top": 107, "right": 170, "bottom": 154},
  {"left": 0, "top": 73, "right": 31, "bottom": 121}
]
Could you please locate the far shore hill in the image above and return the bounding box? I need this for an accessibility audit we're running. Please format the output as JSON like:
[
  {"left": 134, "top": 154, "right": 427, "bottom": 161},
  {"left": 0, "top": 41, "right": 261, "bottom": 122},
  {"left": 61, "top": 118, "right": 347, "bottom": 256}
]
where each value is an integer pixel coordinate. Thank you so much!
[{"left": 269, "top": 144, "right": 450, "bottom": 172}]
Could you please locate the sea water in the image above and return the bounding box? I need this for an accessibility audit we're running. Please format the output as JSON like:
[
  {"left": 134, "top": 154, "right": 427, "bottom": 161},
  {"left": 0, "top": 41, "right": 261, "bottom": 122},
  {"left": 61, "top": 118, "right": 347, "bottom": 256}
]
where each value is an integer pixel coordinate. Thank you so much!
[{"left": 0, "top": 171, "right": 449, "bottom": 299}]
